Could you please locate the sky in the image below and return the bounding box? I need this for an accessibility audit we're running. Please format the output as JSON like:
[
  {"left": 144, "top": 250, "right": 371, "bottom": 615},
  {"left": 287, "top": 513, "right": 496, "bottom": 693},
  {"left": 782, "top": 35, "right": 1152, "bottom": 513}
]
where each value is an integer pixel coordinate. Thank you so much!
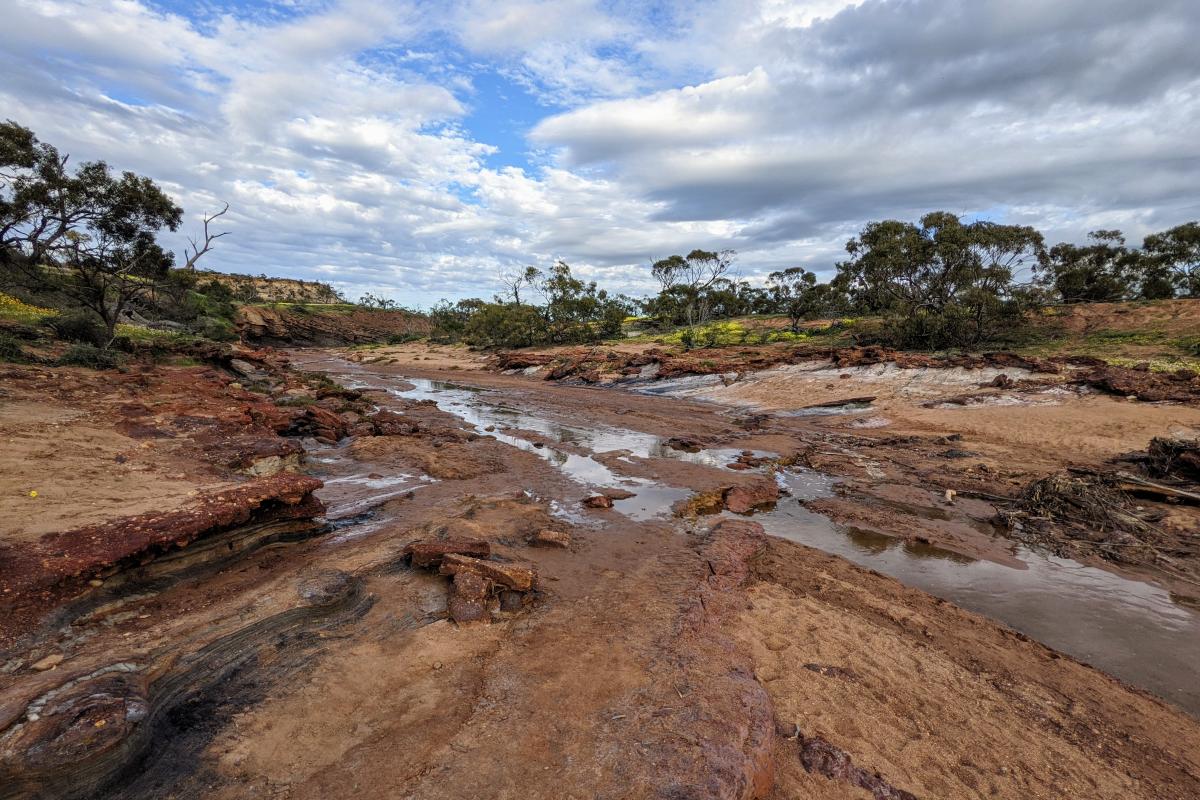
[{"left": 2, "top": 0, "right": 1198, "bottom": 307}]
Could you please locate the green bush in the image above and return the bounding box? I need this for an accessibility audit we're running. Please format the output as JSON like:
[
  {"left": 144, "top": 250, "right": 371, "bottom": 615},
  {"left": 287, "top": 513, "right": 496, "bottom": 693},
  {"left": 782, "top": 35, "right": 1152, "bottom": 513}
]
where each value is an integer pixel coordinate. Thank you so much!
[
  {"left": 0, "top": 332, "right": 28, "bottom": 362},
  {"left": 192, "top": 316, "right": 238, "bottom": 342},
  {"left": 386, "top": 332, "right": 422, "bottom": 345},
  {"left": 51, "top": 312, "right": 107, "bottom": 346},
  {"left": 463, "top": 302, "right": 549, "bottom": 348},
  {"left": 59, "top": 343, "right": 122, "bottom": 369}
]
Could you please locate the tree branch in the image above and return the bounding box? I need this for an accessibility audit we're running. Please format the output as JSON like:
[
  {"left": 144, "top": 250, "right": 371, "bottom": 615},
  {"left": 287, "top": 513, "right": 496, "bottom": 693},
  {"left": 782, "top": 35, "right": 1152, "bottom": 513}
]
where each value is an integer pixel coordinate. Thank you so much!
[{"left": 181, "top": 202, "right": 230, "bottom": 270}]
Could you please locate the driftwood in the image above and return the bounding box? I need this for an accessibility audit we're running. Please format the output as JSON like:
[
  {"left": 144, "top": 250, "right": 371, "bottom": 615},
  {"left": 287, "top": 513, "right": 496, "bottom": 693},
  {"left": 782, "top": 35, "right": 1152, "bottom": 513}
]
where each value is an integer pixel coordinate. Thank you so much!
[{"left": 1114, "top": 471, "right": 1200, "bottom": 506}]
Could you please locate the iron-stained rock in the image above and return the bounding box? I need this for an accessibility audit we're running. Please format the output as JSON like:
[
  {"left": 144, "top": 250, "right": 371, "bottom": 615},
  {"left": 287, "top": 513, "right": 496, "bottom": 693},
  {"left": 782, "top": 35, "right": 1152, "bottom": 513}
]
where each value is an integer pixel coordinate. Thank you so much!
[
  {"left": 448, "top": 569, "right": 491, "bottom": 624},
  {"left": 438, "top": 554, "right": 537, "bottom": 591},
  {"left": 403, "top": 538, "right": 492, "bottom": 568}
]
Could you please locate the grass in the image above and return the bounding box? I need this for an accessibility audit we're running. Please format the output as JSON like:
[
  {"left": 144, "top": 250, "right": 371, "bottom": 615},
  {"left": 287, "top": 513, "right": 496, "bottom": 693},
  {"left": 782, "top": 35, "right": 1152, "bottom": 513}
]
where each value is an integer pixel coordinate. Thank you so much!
[
  {"left": 630, "top": 318, "right": 858, "bottom": 349},
  {"left": 1015, "top": 324, "right": 1200, "bottom": 372},
  {"left": 114, "top": 323, "right": 181, "bottom": 343}
]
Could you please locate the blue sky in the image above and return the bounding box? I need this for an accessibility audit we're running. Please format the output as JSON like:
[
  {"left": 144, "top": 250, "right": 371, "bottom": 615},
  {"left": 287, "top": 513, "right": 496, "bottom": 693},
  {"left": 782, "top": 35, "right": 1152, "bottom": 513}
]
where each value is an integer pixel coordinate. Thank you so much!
[{"left": 2, "top": 0, "right": 1198, "bottom": 307}]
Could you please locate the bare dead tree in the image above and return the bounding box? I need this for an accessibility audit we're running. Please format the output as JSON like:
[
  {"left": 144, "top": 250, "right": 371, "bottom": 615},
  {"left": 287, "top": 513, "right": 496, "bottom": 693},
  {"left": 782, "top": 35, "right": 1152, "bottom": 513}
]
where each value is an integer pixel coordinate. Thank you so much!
[
  {"left": 182, "top": 203, "right": 230, "bottom": 270},
  {"left": 498, "top": 265, "right": 542, "bottom": 305}
]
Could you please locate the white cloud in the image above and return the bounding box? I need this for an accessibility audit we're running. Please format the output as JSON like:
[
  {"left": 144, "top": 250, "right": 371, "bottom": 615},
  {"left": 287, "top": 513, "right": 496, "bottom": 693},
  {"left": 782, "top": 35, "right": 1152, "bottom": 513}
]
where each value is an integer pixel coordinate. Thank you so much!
[{"left": 1, "top": 0, "right": 1198, "bottom": 306}]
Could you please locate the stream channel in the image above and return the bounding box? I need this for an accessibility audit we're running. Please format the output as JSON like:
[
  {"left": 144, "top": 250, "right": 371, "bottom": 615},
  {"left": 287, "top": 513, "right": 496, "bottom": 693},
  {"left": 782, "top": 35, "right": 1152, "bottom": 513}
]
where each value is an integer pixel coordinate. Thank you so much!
[{"left": 308, "top": 362, "right": 1200, "bottom": 717}]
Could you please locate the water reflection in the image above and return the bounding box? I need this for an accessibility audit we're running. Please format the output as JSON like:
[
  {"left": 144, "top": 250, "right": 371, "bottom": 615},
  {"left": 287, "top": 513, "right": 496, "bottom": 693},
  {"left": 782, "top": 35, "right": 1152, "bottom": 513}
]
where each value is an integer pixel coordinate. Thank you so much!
[{"left": 761, "top": 471, "right": 1200, "bottom": 716}]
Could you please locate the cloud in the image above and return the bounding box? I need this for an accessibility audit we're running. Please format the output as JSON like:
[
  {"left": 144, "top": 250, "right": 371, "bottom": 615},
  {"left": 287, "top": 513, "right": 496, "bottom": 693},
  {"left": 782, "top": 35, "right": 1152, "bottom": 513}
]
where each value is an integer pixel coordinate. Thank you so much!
[{"left": 1, "top": 0, "right": 1198, "bottom": 306}]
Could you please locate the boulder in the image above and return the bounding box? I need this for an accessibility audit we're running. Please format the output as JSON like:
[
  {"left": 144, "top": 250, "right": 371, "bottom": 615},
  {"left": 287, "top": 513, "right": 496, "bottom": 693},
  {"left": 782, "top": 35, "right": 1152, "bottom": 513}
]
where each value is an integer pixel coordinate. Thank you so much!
[
  {"left": 724, "top": 479, "right": 780, "bottom": 515},
  {"left": 448, "top": 570, "right": 491, "bottom": 624},
  {"left": 367, "top": 409, "right": 418, "bottom": 436},
  {"left": 666, "top": 436, "right": 703, "bottom": 453},
  {"left": 438, "top": 554, "right": 537, "bottom": 591},
  {"left": 403, "top": 538, "right": 492, "bottom": 568}
]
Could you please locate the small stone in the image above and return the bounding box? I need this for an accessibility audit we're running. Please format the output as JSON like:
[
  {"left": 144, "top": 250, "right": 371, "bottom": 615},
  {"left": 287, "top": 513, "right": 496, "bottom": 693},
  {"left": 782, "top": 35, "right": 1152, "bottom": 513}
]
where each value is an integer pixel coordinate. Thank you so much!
[
  {"left": 32, "top": 653, "right": 64, "bottom": 671},
  {"left": 583, "top": 494, "right": 614, "bottom": 509},
  {"left": 665, "top": 436, "right": 703, "bottom": 453},
  {"left": 88, "top": 579, "right": 103, "bottom": 587},
  {"left": 499, "top": 590, "right": 526, "bottom": 612},
  {"left": 530, "top": 529, "right": 570, "bottom": 548}
]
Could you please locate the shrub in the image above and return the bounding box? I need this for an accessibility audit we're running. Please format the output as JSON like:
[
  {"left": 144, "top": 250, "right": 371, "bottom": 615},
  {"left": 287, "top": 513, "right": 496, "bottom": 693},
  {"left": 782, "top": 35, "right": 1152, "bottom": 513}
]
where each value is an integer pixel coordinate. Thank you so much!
[
  {"left": 51, "top": 312, "right": 107, "bottom": 346},
  {"left": 0, "top": 332, "right": 28, "bottom": 362},
  {"left": 192, "top": 316, "right": 238, "bottom": 342},
  {"left": 661, "top": 321, "right": 754, "bottom": 348},
  {"left": 386, "top": 332, "right": 422, "bottom": 345},
  {"left": 59, "top": 343, "right": 122, "bottom": 369},
  {"left": 463, "top": 302, "right": 549, "bottom": 348}
]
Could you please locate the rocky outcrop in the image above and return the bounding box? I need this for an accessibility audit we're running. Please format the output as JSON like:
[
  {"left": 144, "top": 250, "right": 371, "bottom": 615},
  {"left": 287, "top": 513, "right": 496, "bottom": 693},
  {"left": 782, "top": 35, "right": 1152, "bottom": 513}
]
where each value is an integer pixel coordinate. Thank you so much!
[
  {"left": 235, "top": 305, "right": 429, "bottom": 346},
  {"left": 0, "top": 475, "right": 324, "bottom": 604},
  {"left": 405, "top": 540, "right": 539, "bottom": 625},
  {"left": 1083, "top": 364, "right": 1200, "bottom": 403},
  {"left": 639, "top": 519, "right": 777, "bottom": 799},
  {"left": 492, "top": 344, "right": 1065, "bottom": 386},
  {"left": 677, "top": 477, "right": 781, "bottom": 517},
  {"left": 437, "top": 554, "right": 537, "bottom": 592},
  {"left": 194, "top": 271, "right": 342, "bottom": 304},
  {"left": 402, "top": 538, "right": 492, "bottom": 568},
  {"left": 0, "top": 571, "right": 369, "bottom": 800}
]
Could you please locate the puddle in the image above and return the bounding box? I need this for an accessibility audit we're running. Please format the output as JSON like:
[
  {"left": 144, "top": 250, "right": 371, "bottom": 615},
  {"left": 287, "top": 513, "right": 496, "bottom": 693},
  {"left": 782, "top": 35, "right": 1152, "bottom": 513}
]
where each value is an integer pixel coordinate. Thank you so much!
[
  {"left": 336, "top": 373, "right": 703, "bottom": 521},
  {"left": 760, "top": 470, "right": 1200, "bottom": 717}
]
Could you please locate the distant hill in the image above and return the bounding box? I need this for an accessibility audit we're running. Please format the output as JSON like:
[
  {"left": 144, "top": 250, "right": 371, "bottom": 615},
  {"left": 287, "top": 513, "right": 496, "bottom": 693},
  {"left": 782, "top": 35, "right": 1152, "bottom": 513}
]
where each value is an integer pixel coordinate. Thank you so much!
[
  {"left": 235, "top": 303, "right": 431, "bottom": 346},
  {"left": 195, "top": 270, "right": 343, "bottom": 305}
]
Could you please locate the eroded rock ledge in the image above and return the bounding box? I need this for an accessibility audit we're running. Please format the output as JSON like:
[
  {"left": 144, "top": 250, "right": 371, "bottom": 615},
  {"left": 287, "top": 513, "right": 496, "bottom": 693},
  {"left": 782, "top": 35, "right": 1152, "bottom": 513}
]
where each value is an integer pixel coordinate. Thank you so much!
[{"left": 0, "top": 474, "right": 324, "bottom": 616}]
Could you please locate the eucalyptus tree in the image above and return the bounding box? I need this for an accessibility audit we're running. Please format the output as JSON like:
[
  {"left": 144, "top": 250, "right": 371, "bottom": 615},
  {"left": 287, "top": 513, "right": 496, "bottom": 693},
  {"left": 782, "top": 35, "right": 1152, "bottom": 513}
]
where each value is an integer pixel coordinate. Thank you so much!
[
  {"left": 0, "top": 120, "right": 226, "bottom": 346},
  {"left": 836, "top": 212, "right": 1045, "bottom": 348}
]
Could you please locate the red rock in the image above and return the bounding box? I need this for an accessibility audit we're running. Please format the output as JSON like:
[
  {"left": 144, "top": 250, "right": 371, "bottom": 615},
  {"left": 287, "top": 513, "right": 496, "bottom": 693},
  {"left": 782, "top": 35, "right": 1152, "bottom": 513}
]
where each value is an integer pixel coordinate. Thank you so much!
[
  {"left": 498, "top": 590, "right": 528, "bottom": 612},
  {"left": 529, "top": 529, "right": 570, "bottom": 548},
  {"left": 438, "top": 554, "right": 537, "bottom": 591},
  {"left": 583, "top": 494, "right": 614, "bottom": 509},
  {"left": 1, "top": 474, "right": 324, "bottom": 599},
  {"left": 367, "top": 409, "right": 417, "bottom": 436},
  {"left": 448, "top": 569, "right": 491, "bottom": 624},
  {"left": 724, "top": 478, "right": 780, "bottom": 515},
  {"left": 403, "top": 538, "right": 491, "bottom": 568}
]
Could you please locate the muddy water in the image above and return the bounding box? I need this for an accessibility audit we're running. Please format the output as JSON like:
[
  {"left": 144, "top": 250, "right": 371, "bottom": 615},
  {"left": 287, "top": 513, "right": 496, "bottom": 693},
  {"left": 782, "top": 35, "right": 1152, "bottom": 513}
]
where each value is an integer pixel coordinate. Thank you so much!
[
  {"left": 314, "top": 362, "right": 1200, "bottom": 717},
  {"left": 346, "top": 373, "right": 701, "bottom": 521},
  {"left": 764, "top": 472, "right": 1200, "bottom": 716}
]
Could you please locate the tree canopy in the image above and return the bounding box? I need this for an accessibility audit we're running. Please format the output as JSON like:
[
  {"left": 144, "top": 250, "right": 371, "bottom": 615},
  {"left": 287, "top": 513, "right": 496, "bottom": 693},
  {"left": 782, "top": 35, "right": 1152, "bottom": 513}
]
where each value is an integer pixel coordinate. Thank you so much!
[{"left": 0, "top": 120, "right": 225, "bottom": 346}]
